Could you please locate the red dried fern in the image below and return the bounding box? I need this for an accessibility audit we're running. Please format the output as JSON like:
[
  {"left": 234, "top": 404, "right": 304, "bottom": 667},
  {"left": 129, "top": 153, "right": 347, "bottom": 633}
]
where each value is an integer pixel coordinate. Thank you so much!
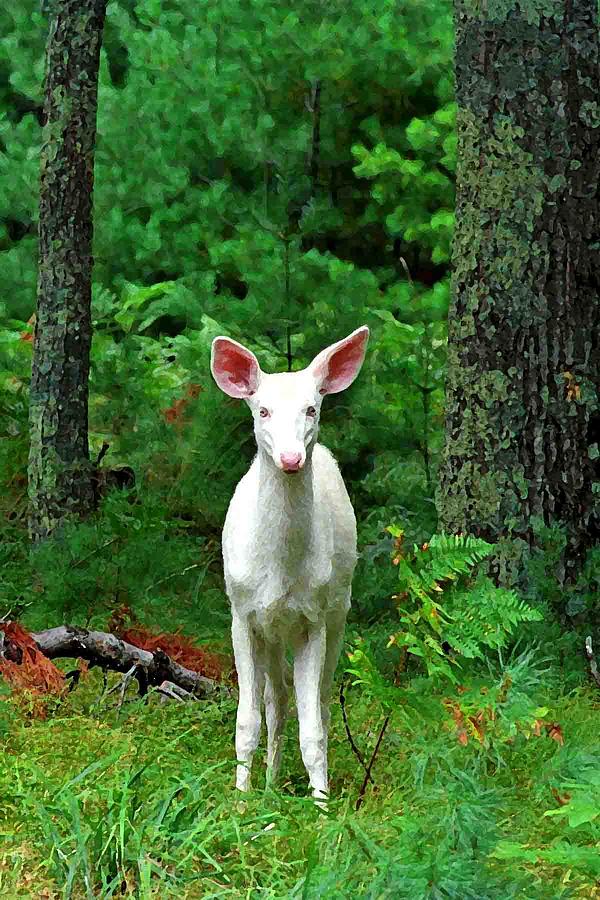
[
  {"left": 120, "top": 625, "right": 229, "bottom": 682},
  {"left": 0, "top": 622, "right": 65, "bottom": 716}
]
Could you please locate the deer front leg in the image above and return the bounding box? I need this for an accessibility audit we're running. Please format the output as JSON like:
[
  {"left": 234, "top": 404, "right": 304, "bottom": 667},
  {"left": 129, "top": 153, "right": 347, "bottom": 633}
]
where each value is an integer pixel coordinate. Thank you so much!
[
  {"left": 293, "top": 621, "right": 328, "bottom": 801},
  {"left": 320, "top": 606, "right": 348, "bottom": 736},
  {"left": 264, "top": 640, "right": 290, "bottom": 787},
  {"left": 231, "top": 612, "right": 264, "bottom": 792}
]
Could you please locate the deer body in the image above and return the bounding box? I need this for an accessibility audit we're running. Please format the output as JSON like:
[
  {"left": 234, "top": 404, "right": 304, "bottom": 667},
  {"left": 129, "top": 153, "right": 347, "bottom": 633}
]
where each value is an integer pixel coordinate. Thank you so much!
[
  {"left": 211, "top": 328, "right": 369, "bottom": 800},
  {"left": 224, "top": 444, "right": 355, "bottom": 637}
]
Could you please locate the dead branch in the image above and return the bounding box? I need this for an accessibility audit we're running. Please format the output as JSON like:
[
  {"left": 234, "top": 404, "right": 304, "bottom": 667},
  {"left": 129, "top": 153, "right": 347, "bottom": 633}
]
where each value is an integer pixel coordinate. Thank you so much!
[
  {"left": 156, "top": 681, "right": 198, "bottom": 703},
  {"left": 103, "top": 663, "right": 139, "bottom": 710},
  {"left": 29, "top": 625, "right": 217, "bottom": 698},
  {"left": 339, "top": 677, "right": 375, "bottom": 785},
  {"left": 355, "top": 714, "right": 390, "bottom": 811},
  {"left": 584, "top": 635, "right": 600, "bottom": 689}
]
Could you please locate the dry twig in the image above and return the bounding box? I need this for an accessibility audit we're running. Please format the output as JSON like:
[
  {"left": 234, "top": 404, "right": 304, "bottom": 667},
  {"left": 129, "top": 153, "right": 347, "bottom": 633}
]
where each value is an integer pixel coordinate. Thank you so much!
[
  {"left": 339, "top": 677, "right": 375, "bottom": 785},
  {"left": 355, "top": 715, "right": 390, "bottom": 811}
]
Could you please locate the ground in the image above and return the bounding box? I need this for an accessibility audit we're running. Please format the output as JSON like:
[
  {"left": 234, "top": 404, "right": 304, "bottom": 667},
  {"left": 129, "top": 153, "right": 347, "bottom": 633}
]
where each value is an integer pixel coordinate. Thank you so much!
[{"left": 1, "top": 641, "right": 599, "bottom": 899}]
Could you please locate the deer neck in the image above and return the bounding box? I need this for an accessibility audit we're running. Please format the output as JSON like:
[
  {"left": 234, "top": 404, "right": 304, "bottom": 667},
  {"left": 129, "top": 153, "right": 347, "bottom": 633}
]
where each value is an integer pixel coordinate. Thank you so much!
[{"left": 255, "top": 448, "right": 315, "bottom": 563}]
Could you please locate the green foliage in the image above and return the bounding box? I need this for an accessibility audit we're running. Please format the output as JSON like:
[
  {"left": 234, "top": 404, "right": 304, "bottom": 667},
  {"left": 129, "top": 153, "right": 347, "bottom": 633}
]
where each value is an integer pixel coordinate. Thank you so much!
[
  {"left": 544, "top": 779, "right": 600, "bottom": 828},
  {"left": 352, "top": 102, "right": 455, "bottom": 266},
  {"left": 495, "top": 750, "right": 600, "bottom": 885},
  {"left": 25, "top": 755, "right": 238, "bottom": 898},
  {"left": 16, "top": 491, "right": 227, "bottom": 636},
  {"left": 345, "top": 634, "right": 401, "bottom": 714},
  {"left": 1, "top": 0, "right": 454, "bottom": 547},
  {"left": 492, "top": 743, "right": 600, "bottom": 882},
  {"left": 522, "top": 517, "right": 600, "bottom": 621},
  {"left": 441, "top": 577, "right": 544, "bottom": 660},
  {"left": 0, "top": 682, "right": 14, "bottom": 740},
  {"left": 2, "top": 657, "right": 599, "bottom": 899},
  {"left": 0, "top": 309, "right": 32, "bottom": 491},
  {"left": 387, "top": 529, "right": 543, "bottom": 682},
  {"left": 0, "top": 1, "right": 598, "bottom": 895},
  {"left": 493, "top": 838, "right": 600, "bottom": 882},
  {"left": 443, "top": 645, "right": 558, "bottom": 758},
  {"left": 345, "top": 633, "right": 557, "bottom": 762},
  {"left": 1, "top": 0, "right": 455, "bottom": 326}
]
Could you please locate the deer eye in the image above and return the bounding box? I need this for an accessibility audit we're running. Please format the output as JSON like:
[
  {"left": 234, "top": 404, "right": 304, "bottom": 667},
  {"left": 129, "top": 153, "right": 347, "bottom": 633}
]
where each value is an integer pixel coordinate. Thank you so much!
[
  {"left": 306, "top": 406, "right": 316, "bottom": 417},
  {"left": 259, "top": 407, "right": 269, "bottom": 418}
]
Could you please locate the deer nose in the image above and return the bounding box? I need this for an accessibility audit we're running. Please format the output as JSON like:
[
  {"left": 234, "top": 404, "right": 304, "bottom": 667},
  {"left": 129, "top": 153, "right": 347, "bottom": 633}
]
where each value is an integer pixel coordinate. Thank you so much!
[{"left": 280, "top": 452, "right": 303, "bottom": 472}]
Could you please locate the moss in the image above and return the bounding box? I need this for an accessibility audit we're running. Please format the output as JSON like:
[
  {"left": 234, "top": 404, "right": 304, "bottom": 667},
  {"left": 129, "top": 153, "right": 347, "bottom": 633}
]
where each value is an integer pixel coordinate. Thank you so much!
[
  {"left": 460, "top": 0, "right": 565, "bottom": 25},
  {"left": 438, "top": 0, "right": 600, "bottom": 587},
  {"left": 28, "top": 0, "right": 108, "bottom": 541}
]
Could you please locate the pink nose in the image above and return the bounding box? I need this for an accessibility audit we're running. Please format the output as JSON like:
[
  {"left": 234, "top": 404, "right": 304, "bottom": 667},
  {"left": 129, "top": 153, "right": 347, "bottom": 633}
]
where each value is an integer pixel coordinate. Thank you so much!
[{"left": 280, "top": 452, "right": 302, "bottom": 472}]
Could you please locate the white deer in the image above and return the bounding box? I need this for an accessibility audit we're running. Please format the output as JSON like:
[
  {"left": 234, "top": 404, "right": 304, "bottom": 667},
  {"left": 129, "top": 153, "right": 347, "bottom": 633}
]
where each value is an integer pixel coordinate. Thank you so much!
[{"left": 210, "top": 326, "right": 369, "bottom": 801}]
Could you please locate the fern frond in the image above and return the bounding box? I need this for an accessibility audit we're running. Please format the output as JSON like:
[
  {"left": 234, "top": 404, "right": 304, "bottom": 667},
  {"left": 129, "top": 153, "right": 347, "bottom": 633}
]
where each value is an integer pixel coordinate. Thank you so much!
[
  {"left": 445, "top": 577, "right": 543, "bottom": 657},
  {"left": 399, "top": 532, "right": 494, "bottom": 603},
  {"left": 390, "top": 527, "right": 543, "bottom": 681}
]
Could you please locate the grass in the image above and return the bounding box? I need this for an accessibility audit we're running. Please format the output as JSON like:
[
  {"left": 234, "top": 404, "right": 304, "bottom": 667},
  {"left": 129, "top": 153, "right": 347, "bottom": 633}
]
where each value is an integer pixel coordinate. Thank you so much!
[{"left": 1, "top": 635, "right": 600, "bottom": 899}]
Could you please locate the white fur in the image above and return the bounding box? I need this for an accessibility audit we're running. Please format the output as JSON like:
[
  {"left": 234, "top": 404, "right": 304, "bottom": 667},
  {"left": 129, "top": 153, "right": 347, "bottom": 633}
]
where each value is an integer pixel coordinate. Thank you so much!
[{"left": 211, "top": 327, "right": 369, "bottom": 800}]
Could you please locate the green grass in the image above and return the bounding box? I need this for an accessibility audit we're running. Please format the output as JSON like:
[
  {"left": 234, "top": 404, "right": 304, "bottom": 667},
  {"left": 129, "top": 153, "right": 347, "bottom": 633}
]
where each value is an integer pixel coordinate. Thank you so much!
[{"left": 1, "top": 637, "right": 600, "bottom": 899}]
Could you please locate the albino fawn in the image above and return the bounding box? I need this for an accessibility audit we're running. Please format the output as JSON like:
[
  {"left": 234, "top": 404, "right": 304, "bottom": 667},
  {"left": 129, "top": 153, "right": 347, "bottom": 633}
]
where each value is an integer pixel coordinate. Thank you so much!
[{"left": 210, "top": 326, "right": 369, "bottom": 801}]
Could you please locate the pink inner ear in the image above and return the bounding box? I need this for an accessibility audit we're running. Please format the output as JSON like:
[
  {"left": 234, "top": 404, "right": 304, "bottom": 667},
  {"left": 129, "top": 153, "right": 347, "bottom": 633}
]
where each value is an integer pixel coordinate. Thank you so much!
[
  {"left": 212, "top": 340, "right": 259, "bottom": 398},
  {"left": 318, "top": 331, "right": 367, "bottom": 394}
]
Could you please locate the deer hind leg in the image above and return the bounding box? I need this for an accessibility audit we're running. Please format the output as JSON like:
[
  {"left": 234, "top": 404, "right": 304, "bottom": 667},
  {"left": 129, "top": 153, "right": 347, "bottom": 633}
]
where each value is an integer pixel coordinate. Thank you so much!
[
  {"left": 264, "top": 640, "right": 290, "bottom": 787},
  {"left": 231, "top": 612, "right": 265, "bottom": 792},
  {"left": 293, "top": 620, "right": 328, "bottom": 801}
]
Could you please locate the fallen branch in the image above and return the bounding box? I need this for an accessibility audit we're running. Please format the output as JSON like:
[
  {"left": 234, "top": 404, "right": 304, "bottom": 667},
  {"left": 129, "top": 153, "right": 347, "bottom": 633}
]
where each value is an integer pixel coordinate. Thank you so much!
[
  {"left": 155, "top": 681, "right": 198, "bottom": 703},
  {"left": 102, "top": 663, "right": 140, "bottom": 711},
  {"left": 584, "top": 636, "right": 600, "bottom": 689},
  {"left": 29, "top": 625, "right": 218, "bottom": 698}
]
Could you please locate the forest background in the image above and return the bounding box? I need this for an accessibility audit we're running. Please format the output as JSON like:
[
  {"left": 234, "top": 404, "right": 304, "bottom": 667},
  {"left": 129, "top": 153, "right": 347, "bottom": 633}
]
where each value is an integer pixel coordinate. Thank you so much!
[{"left": 0, "top": 0, "right": 599, "bottom": 897}]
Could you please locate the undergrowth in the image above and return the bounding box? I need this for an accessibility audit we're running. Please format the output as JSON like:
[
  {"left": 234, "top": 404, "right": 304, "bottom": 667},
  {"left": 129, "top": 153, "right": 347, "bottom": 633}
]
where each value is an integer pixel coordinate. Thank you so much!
[
  {"left": 0, "top": 491, "right": 599, "bottom": 897},
  {"left": 1, "top": 631, "right": 599, "bottom": 898}
]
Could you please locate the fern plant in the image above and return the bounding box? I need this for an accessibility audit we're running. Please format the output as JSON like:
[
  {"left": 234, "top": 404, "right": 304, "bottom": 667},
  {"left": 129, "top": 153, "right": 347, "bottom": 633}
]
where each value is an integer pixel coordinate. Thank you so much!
[{"left": 386, "top": 528, "right": 543, "bottom": 682}]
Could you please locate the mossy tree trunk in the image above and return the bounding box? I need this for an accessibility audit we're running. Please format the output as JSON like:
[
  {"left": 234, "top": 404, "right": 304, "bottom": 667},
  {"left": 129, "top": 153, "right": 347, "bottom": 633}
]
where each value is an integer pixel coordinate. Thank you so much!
[
  {"left": 28, "top": 0, "right": 108, "bottom": 542},
  {"left": 437, "top": 0, "right": 600, "bottom": 587}
]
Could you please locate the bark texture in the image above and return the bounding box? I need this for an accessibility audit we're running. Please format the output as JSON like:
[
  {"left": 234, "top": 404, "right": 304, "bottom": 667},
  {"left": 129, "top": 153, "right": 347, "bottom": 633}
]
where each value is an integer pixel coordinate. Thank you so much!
[
  {"left": 437, "top": 0, "right": 600, "bottom": 587},
  {"left": 28, "top": 0, "right": 108, "bottom": 542},
  {"left": 30, "top": 625, "right": 217, "bottom": 697}
]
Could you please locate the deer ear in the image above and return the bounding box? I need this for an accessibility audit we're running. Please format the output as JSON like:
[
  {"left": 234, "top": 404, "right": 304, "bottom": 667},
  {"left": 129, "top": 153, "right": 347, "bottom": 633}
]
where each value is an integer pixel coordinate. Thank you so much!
[
  {"left": 211, "top": 337, "right": 261, "bottom": 398},
  {"left": 309, "top": 326, "right": 369, "bottom": 395}
]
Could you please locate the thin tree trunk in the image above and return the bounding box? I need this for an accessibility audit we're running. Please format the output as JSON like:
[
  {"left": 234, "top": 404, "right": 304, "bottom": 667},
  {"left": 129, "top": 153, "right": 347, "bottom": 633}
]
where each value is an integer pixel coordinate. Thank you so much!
[
  {"left": 437, "top": 0, "right": 600, "bottom": 587},
  {"left": 28, "top": 0, "right": 108, "bottom": 542},
  {"left": 308, "top": 79, "right": 322, "bottom": 194}
]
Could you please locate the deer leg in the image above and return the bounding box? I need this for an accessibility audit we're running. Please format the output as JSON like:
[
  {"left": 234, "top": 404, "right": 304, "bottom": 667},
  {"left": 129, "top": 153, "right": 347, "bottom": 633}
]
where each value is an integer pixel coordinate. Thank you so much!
[
  {"left": 231, "top": 613, "right": 264, "bottom": 792},
  {"left": 264, "top": 641, "right": 290, "bottom": 787},
  {"left": 320, "top": 607, "right": 348, "bottom": 737},
  {"left": 293, "top": 621, "right": 328, "bottom": 801}
]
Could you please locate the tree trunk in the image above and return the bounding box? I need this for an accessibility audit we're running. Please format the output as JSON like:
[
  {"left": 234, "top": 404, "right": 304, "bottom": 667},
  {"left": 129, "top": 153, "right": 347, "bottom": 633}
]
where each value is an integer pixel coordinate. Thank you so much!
[
  {"left": 28, "top": 0, "right": 108, "bottom": 542},
  {"left": 437, "top": 0, "right": 600, "bottom": 588}
]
